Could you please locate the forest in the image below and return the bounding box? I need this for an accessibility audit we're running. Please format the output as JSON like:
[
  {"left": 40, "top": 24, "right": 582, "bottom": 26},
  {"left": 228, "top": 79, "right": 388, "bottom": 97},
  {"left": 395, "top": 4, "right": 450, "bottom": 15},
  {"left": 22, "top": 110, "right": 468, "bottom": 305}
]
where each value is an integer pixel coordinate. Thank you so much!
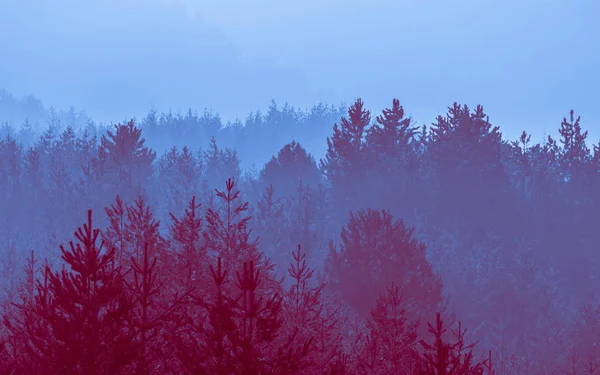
[{"left": 0, "top": 90, "right": 599, "bottom": 374}]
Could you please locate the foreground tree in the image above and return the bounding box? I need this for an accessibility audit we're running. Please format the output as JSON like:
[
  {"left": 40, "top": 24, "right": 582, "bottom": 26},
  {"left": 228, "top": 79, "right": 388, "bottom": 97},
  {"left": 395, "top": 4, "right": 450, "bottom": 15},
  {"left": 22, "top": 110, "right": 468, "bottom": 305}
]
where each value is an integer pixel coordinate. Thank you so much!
[
  {"left": 283, "top": 245, "right": 343, "bottom": 374},
  {"left": 355, "top": 282, "right": 419, "bottom": 374},
  {"left": 416, "top": 313, "right": 489, "bottom": 375},
  {"left": 174, "top": 256, "right": 312, "bottom": 375},
  {"left": 4, "top": 210, "right": 138, "bottom": 375}
]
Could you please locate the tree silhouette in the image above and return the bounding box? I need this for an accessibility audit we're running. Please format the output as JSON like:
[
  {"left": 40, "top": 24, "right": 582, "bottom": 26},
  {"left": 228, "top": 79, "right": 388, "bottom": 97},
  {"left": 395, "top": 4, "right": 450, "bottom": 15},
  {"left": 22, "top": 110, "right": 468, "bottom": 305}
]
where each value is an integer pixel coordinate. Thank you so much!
[
  {"left": 326, "top": 209, "right": 443, "bottom": 331},
  {"left": 6, "top": 210, "right": 138, "bottom": 374},
  {"left": 95, "top": 120, "right": 156, "bottom": 200}
]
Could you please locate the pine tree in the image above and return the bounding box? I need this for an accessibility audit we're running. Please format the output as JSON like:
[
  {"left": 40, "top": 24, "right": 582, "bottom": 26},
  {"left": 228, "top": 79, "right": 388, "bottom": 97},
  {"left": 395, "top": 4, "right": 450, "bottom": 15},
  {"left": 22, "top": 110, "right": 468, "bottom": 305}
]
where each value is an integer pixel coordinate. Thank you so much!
[
  {"left": 1, "top": 250, "right": 39, "bottom": 374},
  {"left": 127, "top": 243, "right": 181, "bottom": 375},
  {"left": 157, "top": 146, "right": 202, "bottom": 223},
  {"left": 175, "top": 256, "right": 308, "bottom": 375},
  {"left": 103, "top": 195, "right": 128, "bottom": 263},
  {"left": 428, "top": 103, "right": 502, "bottom": 178},
  {"left": 260, "top": 141, "right": 322, "bottom": 199},
  {"left": 203, "top": 137, "right": 241, "bottom": 194},
  {"left": 361, "top": 98, "right": 421, "bottom": 216},
  {"left": 95, "top": 120, "right": 156, "bottom": 200},
  {"left": 204, "top": 178, "right": 264, "bottom": 273},
  {"left": 366, "top": 98, "right": 418, "bottom": 158},
  {"left": 355, "top": 282, "right": 419, "bottom": 375},
  {"left": 284, "top": 245, "right": 342, "bottom": 375},
  {"left": 320, "top": 98, "right": 371, "bottom": 218},
  {"left": 169, "top": 196, "right": 205, "bottom": 290},
  {"left": 558, "top": 110, "right": 590, "bottom": 182},
  {"left": 326, "top": 209, "right": 443, "bottom": 331},
  {"left": 6, "top": 210, "right": 138, "bottom": 374},
  {"left": 416, "top": 313, "right": 488, "bottom": 375},
  {"left": 125, "top": 194, "right": 166, "bottom": 261}
]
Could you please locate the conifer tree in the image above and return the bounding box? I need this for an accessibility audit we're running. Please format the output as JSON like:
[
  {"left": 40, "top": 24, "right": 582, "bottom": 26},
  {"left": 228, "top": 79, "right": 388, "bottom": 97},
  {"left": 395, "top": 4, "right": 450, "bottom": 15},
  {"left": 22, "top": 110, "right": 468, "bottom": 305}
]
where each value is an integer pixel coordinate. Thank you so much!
[
  {"left": 558, "top": 110, "right": 590, "bottom": 181},
  {"left": 175, "top": 255, "right": 309, "bottom": 375},
  {"left": 169, "top": 196, "right": 205, "bottom": 291},
  {"left": 6, "top": 210, "right": 138, "bottom": 374},
  {"left": 253, "top": 184, "right": 288, "bottom": 277},
  {"left": 127, "top": 243, "right": 182, "bottom": 375},
  {"left": 355, "top": 282, "right": 418, "bottom": 375},
  {"left": 320, "top": 98, "right": 371, "bottom": 218},
  {"left": 362, "top": 98, "right": 421, "bottom": 216},
  {"left": 366, "top": 98, "right": 418, "bottom": 158},
  {"left": 260, "top": 141, "right": 322, "bottom": 199},
  {"left": 203, "top": 137, "right": 241, "bottom": 194},
  {"left": 416, "top": 313, "right": 488, "bottom": 375},
  {"left": 157, "top": 146, "right": 202, "bottom": 223},
  {"left": 125, "top": 194, "right": 166, "bottom": 261},
  {"left": 95, "top": 120, "right": 156, "bottom": 200},
  {"left": 204, "top": 178, "right": 265, "bottom": 273},
  {"left": 428, "top": 103, "right": 502, "bottom": 179},
  {"left": 326, "top": 209, "right": 443, "bottom": 330},
  {"left": 284, "top": 245, "right": 342, "bottom": 375},
  {"left": 103, "top": 195, "right": 128, "bottom": 263}
]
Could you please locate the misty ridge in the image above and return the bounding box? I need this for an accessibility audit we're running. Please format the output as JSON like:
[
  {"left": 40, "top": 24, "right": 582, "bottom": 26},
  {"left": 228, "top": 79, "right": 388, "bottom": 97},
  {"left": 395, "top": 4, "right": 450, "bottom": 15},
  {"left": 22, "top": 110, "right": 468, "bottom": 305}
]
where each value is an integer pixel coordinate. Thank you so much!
[
  {"left": 0, "top": 86, "right": 599, "bottom": 374},
  {"left": 1, "top": 0, "right": 600, "bottom": 374},
  {"left": 2, "top": 0, "right": 598, "bottom": 138}
]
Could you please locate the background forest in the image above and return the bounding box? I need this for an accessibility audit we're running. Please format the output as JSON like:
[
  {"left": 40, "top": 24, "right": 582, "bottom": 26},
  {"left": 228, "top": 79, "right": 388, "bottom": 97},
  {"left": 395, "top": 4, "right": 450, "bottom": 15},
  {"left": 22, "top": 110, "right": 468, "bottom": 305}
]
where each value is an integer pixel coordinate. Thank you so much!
[{"left": 0, "top": 89, "right": 599, "bottom": 374}]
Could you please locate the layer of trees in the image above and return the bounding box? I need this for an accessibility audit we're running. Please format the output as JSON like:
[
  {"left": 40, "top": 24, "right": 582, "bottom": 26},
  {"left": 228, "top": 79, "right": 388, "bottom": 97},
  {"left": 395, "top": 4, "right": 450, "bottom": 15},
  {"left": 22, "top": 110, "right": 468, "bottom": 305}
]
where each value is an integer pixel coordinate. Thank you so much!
[{"left": 0, "top": 95, "right": 599, "bottom": 374}]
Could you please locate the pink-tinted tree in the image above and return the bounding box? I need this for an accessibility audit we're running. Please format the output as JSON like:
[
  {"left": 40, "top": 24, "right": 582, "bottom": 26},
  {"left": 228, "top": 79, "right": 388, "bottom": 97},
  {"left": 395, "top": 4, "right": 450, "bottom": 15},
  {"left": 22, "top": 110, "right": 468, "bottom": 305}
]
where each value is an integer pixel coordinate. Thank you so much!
[
  {"left": 1, "top": 250, "right": 39, "bottom": 374},
  {"left": 103, "top": 195, "right": 128, "bottom": 263},
  {"left": 252, "top": 184, "right": 288, "bottom": 277},
  {"left": 126, "top": 243, "right": 183, "bottom": 375},
  {"left": 175, "top": 255, "right": 311, "bottom": 375},
  {"left": 320, "top": 98, "right": 371, "bottom": 219},
  {"left": 157, "top": 146, "right": 202, "bottom": 224},
  {"left": 169, "top": 196, "right": 206, "bottom": 291},
  {"left": 561, "top": 300, "right": 600, "bottom": 375},
  {"left": 283, "top": 245, "right": 342, "bottom": 374},
  {"left": 203, "top": 137, "right": 241, "bottom": 196},
  {"left": 95, "top": 120, "right": 156, "bottom": 201},
  {"left": 5, "top": 210, "right": 138, "bottom": 374},
  {"left": 288, "top": 181, "right": 329, "bottom": 269},
  {"left": 558, "top": 110, "right": 590, "bottom": 182},
  {"left": 75, "top": 126, "right": 100, "bottom": 205},
  {"left": 253, "top": 181, "right": 329, "bottom": 279},
  {"left": 260, "top": 140, "right": 322, "bottom": 199},
  {"left": 416, "top": 313, "right": 488, "bottom": 375},
  {"left": 355, "top": 282, "right": 419, "bottom": 375},
  {"left": 366, "top": 98, "right": 419, "bottom": 161},
  {"left": 204, "top": 178, "right": 270, "bottom": 275},
  {"left": 326, "top": 209, "right": 443, "bottom": 330},
  {"left": 125, "top": 194, "right": 167, "bottom": 262},
  {"left": 362, "top": 98, "right": 422, "bottom": 221},
  {"left": 426, "top": 103, "right": 507, "bottom": 225},
  {"left": 103, "top": 194, "right": 167, "bottom": 268}
]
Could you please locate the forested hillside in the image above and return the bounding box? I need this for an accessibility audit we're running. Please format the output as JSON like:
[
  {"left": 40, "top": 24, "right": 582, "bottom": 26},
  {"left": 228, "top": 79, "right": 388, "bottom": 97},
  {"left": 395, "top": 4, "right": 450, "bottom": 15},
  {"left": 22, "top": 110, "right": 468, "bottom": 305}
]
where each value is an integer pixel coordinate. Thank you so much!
[{"left": 0, "top": 92, "right": 599, "bottom": 374}]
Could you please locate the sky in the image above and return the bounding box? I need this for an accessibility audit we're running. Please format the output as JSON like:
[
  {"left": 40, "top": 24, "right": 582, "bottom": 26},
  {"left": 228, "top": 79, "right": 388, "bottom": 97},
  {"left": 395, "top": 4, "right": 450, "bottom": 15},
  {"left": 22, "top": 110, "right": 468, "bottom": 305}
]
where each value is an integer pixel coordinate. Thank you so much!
[{"left": 0, "top": 0, "right": 598, "bottom": 143}]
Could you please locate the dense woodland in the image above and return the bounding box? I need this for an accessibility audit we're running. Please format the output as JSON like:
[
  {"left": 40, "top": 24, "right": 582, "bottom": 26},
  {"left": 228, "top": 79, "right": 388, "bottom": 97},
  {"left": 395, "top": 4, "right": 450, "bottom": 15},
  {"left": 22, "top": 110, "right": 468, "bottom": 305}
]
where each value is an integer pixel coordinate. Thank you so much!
[{"left": 0, "top": 90, "right": 599, "bottom": 374}]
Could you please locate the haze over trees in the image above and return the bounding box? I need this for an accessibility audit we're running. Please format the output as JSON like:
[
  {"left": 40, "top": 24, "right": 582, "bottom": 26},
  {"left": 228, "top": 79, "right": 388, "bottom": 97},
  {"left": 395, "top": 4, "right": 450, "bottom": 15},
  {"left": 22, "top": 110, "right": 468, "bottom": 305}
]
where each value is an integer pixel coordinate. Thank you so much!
[{"left": 0, "top": 90, "right": 599, "bottom": 374}]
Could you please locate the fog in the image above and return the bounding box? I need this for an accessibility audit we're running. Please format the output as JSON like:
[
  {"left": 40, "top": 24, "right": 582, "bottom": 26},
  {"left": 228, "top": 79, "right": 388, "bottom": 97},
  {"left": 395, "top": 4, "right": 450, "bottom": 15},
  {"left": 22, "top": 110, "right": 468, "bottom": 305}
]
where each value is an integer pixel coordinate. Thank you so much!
[
  {"left": 1, "top": 0, "right": 598, "bottom": 142},
  {"left": 2, "top": 1, "right": 600, "bottom": 372}
]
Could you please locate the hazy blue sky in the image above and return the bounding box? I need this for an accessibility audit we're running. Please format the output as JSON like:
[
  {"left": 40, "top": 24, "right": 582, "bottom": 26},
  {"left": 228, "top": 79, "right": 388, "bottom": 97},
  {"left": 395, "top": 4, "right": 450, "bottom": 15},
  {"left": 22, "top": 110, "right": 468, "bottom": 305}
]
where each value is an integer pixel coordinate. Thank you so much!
[{"left": 1, "top": 0, "right": 598, "bottom": 142}]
